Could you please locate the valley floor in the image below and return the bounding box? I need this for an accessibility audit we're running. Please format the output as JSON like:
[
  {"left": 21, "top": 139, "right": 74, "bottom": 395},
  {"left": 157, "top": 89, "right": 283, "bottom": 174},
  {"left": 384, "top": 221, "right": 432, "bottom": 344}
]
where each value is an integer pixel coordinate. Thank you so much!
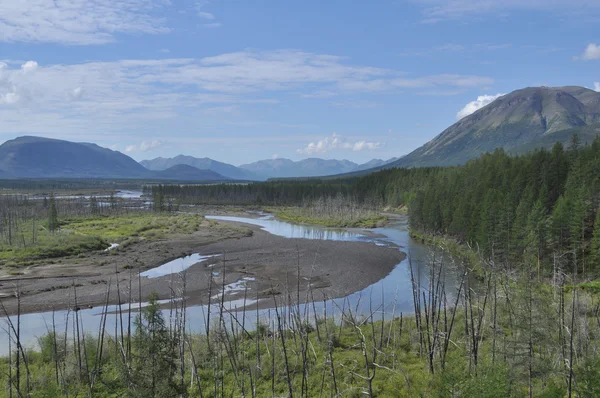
[{"left": 0, "top": 212, "right": 403, "bottom": 315}]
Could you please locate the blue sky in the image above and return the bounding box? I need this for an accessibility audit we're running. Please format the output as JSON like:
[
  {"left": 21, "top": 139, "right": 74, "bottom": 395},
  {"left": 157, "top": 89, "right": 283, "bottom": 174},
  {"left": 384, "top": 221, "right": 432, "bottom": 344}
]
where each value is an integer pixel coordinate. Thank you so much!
[{"left": 0, "top": 0, "right": 599, "bottom": 165}]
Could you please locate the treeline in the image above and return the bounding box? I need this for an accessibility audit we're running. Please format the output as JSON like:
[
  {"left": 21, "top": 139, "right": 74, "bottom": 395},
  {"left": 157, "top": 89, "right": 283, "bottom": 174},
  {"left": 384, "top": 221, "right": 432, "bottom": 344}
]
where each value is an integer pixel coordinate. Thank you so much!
[
  {"left": 147, "top": 181, "right": 357, "bottom": 206},
  {"left": 405, "top": 136, "right": 600, "bottom": 274}
]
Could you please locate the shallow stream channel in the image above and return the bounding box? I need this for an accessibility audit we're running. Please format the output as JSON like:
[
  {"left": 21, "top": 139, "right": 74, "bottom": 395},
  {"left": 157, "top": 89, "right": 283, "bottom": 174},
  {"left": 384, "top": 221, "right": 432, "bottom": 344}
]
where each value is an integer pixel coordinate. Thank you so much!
[{"left": 0, "top": 213, "right": 463, "bottom": 355}]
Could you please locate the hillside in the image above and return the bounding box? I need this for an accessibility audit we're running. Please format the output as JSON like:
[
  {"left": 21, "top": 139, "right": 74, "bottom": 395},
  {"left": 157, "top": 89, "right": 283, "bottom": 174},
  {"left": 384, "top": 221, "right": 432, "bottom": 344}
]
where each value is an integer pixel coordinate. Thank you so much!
[
  {"left": 153, "top": 164, "right": 228, "bottom": 181},
  {"left": 0, "top": 136, "right": 230, "bottom": 181},
  {"left": 391, "top": 86, "right": 600, "bottom": 168},
  {"left": 141, "top": 155, "right": 257, "bottom": 180},
  {"left": 0, "top": 136, "right": 151, "bottom": 179}
]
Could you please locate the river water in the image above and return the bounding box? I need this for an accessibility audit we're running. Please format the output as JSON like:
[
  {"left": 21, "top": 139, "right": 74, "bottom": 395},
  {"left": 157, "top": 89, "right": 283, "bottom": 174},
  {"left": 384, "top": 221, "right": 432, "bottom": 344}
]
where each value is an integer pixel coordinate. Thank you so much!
[{"left": 0, "top": 214, "right": 462, "bottom": 355}]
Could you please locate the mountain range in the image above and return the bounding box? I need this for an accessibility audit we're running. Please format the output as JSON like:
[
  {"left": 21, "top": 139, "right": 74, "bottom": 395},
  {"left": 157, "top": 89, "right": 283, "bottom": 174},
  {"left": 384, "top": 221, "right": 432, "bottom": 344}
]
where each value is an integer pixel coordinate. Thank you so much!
[
  {"left": 142, "top": 156, "right": 398, "bottom": 180},
  {"left": 0, "top": 136, "right": 229, "bottom": 181},
  {"left": 1, "top": 86, "right": 599, "bottom": 180}
]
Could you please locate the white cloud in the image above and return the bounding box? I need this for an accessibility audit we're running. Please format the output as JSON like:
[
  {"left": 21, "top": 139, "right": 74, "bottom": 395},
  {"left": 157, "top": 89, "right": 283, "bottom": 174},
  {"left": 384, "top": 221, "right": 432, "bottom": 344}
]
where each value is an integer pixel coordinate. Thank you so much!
[
  {"left": 415, "top": 0, "right": 600, "bottom": 22},
  {"left": 297, "top": 133, "right": 381, "bottom": 155},
  {"left": 0, "top": 51, "right": 493, "bottom": 139},
  {"left": 197, "top": 12, "right": 215, "bottom": 20},
  {"left": 71, "top": 87, "right": 84, "bottom": 100},
  {"left": 0, "top": 92, "right": 19, "bottom": 105},
  {"left": 21, "top": 61, "right": 38, "bottom": 72},
  {"left": 580, "top": 44, "right": 600, "bottom": 60},
  {"left": 126, "top": 140, "right": 165, "bottom": 153},
  {"left": 594, "top": 82, "right": 600, "bottom": 92},
  {"left": 272, "top": 154, "right": 280, "bottom": 159},
  {"left": 456, "top": 93, "right": 505, "bottom": 120},
  {"left": 0, "top": 0, "right": 169, "bottom": 45},
  {"left": 203, "top": 22, "right": 222, "bottom": 28}
]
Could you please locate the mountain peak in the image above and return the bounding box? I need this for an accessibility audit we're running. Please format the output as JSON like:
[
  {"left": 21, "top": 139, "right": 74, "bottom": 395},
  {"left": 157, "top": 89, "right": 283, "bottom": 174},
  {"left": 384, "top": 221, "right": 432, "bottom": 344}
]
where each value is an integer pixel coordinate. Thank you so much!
[{"left": 392, "top": 85, "right": 600, "bottom": 168}]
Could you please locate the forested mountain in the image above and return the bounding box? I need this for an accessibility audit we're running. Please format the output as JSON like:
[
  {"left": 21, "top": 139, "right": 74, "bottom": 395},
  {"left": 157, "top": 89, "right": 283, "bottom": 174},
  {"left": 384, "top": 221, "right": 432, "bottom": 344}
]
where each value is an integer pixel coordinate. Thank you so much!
[
  {"left": 141, "top": 155, "right": 257, "bottom": 180},
  {"left": 0, "top": 136, "right": 151, "bottom": 179},
  {"left": 239, "top": 157, "right": 397, "bottom": 179},
  {"left": 390, "top": 86, "right": 600, "bottom": 168}
]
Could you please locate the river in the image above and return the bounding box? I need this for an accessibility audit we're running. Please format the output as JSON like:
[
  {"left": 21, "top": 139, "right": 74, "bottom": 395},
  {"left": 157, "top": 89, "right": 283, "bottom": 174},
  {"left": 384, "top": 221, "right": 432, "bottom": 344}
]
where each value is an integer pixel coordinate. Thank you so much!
[{"left": 0, "top": 213, "right": 462, "bottom": 355}]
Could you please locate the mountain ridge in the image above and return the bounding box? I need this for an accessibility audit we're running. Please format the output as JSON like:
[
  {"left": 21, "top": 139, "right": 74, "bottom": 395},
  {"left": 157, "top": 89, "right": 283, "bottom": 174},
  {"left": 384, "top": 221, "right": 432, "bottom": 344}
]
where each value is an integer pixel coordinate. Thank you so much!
[
  {"left": 389, "top": 86, "right": 600, "bottom": 168},
  {"left": 0, "top": 137, "right": 228, "bottom": 181}
]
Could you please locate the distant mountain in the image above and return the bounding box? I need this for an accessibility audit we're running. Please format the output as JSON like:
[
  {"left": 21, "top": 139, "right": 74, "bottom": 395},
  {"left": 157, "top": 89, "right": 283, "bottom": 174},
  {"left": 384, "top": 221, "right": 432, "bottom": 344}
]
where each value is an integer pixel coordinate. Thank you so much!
[
  {"left": 141, "top": 155, "right": 257, "bottom": 180},
  {"left": 0, "top": 136, "right": 151, "bottom": 179},
  {"left": 0, "top": 136, "right": 228, "bottom": 181},
  {"left": 240, "top": 158, "right": 357, "bottom": 179},
  {"left": 153, "top": 164, "right": 228, "bottom": 181},
  {"left": 239, "top": 158, "right": 395, "bottom": 179},
  {"left": 351, "top": 158, "right": 399, "bottom": 172},
  {"left": 391, "top": 86, "right": 600, "bottom": 168}
]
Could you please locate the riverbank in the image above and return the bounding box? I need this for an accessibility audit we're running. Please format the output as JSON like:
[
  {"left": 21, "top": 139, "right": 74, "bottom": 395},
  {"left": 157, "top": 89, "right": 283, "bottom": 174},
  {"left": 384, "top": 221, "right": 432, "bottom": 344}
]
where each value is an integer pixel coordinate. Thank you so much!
[{"left": 0, "top": 216, "right": 404, "bottom": 315}]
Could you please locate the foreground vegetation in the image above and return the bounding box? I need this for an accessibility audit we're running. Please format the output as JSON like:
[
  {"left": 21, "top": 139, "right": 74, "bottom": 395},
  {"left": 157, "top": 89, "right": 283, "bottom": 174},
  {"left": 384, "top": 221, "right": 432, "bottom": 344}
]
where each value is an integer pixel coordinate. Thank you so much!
[{"left": 2, "top": 248, "right": 600, "bottom": 397}]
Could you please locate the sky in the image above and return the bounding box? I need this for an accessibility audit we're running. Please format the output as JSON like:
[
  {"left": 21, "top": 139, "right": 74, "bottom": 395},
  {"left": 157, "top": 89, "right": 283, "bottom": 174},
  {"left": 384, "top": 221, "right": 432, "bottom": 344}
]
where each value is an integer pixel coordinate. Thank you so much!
[{"left": 0, "top": 0, "right": 599, "bottom": 166}]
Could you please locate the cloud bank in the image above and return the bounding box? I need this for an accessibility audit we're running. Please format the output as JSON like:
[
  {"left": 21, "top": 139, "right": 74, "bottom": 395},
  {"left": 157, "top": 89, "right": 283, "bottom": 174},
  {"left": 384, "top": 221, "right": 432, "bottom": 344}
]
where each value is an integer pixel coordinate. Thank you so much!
[
  {"left": 0, "top": 0, "right": 169, "bottom": 45},
  {"left": 0, "top": 51, "right": 493, "bottom": 139}
]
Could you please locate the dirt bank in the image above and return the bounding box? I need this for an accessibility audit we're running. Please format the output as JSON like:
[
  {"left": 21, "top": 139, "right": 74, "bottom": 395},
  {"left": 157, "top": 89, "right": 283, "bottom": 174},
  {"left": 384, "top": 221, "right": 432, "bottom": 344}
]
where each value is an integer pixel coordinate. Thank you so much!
[{"left": 0, "top": 219, "right": 405, "bottom": 315}]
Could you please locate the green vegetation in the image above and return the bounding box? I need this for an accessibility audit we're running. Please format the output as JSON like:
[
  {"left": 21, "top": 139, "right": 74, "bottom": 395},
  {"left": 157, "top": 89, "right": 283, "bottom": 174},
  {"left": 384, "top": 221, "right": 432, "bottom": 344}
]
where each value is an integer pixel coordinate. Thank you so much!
[
  {"left": 0, "top": 213, "right": 205, "bottom": 266},
  {"left": 273, "top": 207, "right": 386, "bottom": 228},
  {"left": 268, "top": 195, "right": 386, "bottom": 228},
  {"left": 3, "top": 252, "right": 600, "bottom": 397}
]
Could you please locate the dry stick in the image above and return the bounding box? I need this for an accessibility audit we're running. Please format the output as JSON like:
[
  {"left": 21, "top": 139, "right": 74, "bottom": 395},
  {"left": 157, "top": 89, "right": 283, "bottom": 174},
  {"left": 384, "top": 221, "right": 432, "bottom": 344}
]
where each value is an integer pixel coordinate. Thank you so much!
[
  {"left": 52, "top": 309, "right": 59, "bottom": 387},
  {"left": 442, "top": 268, "right": 467, "bottom": 370},
  {"left": 73, "top": 285, "right": 83, "bottom": 381},
  {"left": 186, "top": 337, "right": 204, "bottom": 398},
  {"left": 274, "top": 296, "right": 294, "bottom": 398},
  {"left": 127, "top": 267, "right": 133, "bottom": 362},
  {"left": 62, "top": 306, "right": 70, "bottom": 398},
  {"left": 180, "top": 272, "right": 188, "bottom": 397},
  {"left": 91, "top": 280, "right": 111, "bottom": 390},
  {"left": 79, "top": 307, "right": 91, "bottom": 391},
  {"left": 408, "top": 256, "right": 423, "bottom": 357},
  {"left": 386, "top": 287, "right": 399, "bottom": 348},
  {"left": 8, "top": 326, "right": 12, "bottom": 398},
  {"left": 422, "top": 291, "right": 434, "bottom": 374},
  {"left": 1, "top": 293, "right": 32, "bottom": 397},
  {"left": 255, "top": 288, "right": 261, "bottom": 379},
  {"left": 568, "top": 267, "right": 577, "bottom": 398},
  {"left": 323, "top": 299, "right": 339, "bottom": 396}
]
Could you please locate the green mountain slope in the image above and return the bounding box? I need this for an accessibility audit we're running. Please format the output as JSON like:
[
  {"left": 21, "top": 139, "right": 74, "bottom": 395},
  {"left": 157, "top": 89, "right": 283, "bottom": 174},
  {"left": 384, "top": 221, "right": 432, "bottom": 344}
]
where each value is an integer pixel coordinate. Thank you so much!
[{"left": 392, "top": 86, "right": 600, "bottom": 168}]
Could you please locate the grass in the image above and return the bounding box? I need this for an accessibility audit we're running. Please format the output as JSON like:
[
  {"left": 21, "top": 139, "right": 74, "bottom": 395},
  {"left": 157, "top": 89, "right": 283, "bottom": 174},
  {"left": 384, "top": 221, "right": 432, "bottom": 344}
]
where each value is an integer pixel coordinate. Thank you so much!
[
  {"left": 269, "top": 206, "right": 388, "bottom": 228},
  {"left": 0, "top": 213, "right": 206, "bottom": 267}
]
